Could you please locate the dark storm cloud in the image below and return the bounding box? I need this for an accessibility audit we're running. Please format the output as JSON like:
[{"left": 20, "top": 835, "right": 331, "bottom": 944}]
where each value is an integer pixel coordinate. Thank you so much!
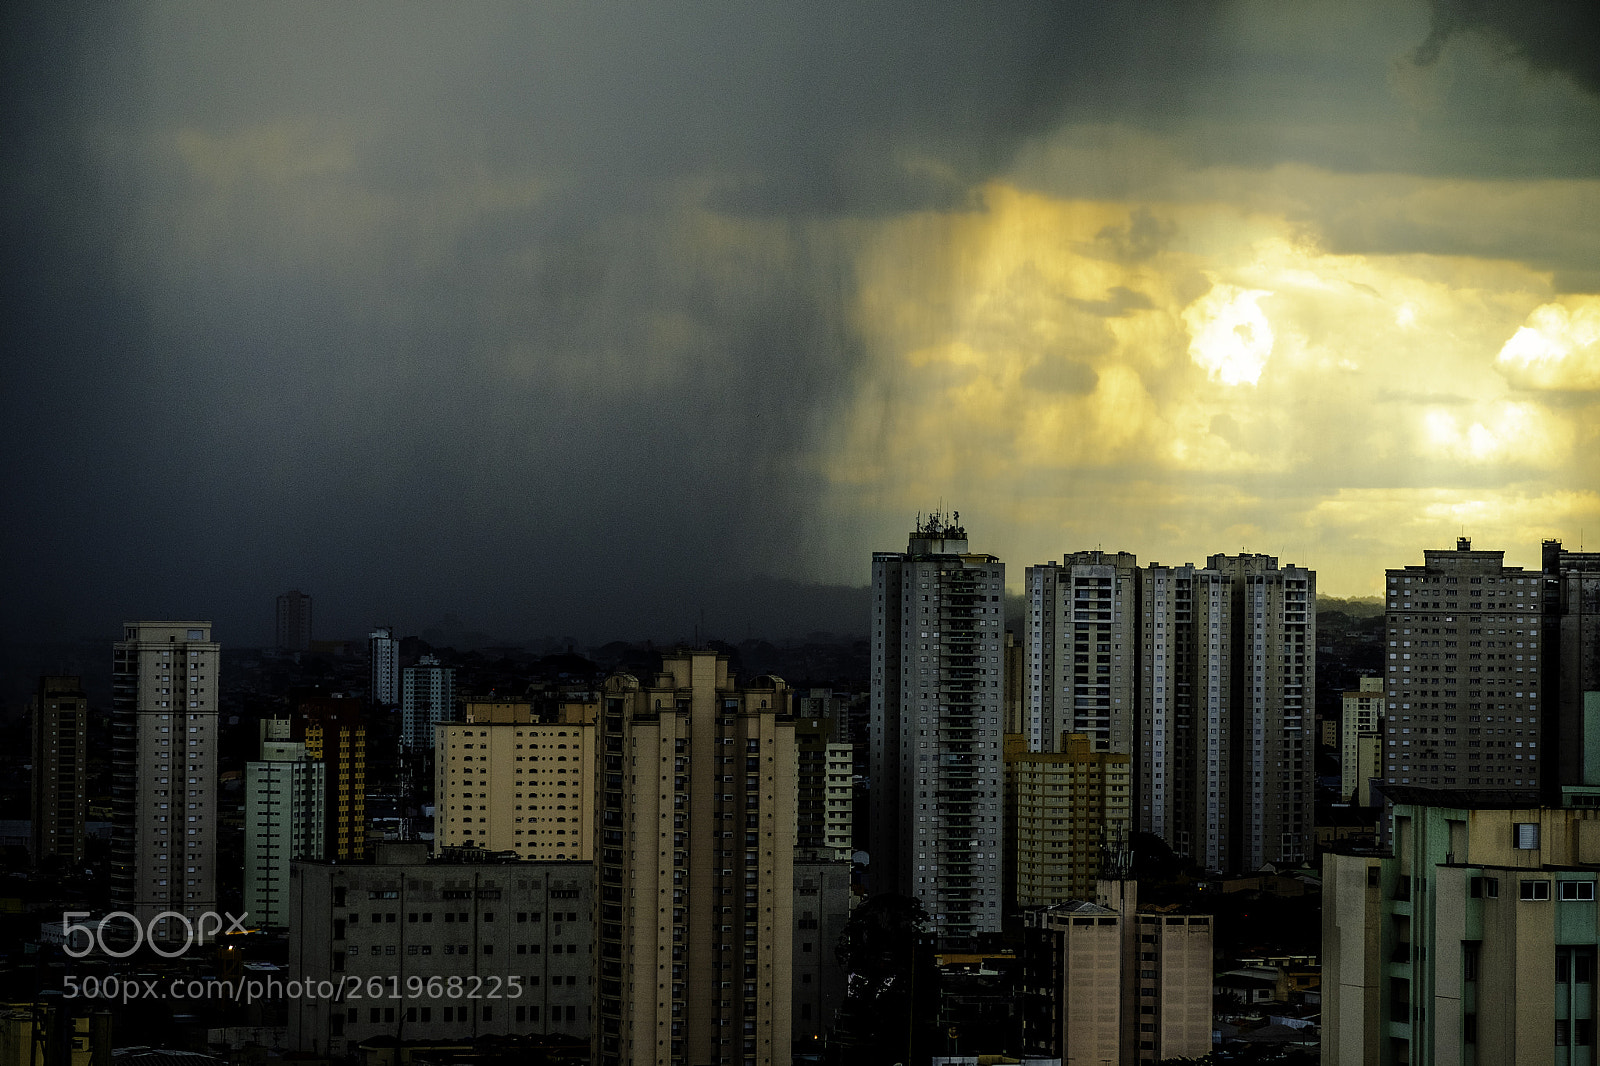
[
  {"left": 1, "top": 1, "right": 1235, "bottom": 644},
  {"left": 8, "top": 2, "right": 1594, "bottom": 646},
  {"left": 1414, "top": 0, "right": 1600, "bottom": 95}
]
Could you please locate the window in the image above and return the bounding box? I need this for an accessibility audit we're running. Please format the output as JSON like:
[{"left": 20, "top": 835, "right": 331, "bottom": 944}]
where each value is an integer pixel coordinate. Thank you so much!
[
  {"left": 1521, "top": 880, "right": 1551, "bottom": 901},
  {"left": 1561, "top": 881, "right": 1595, "bottom": 901},
  {"left": 1514, "top": 822, "right": 1540, "bottom": 849}
]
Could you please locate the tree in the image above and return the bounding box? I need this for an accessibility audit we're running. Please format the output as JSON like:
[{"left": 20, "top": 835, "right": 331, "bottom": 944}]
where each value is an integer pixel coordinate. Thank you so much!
[{"left": 829, "top": 894, "right": 941, "bottom": 1065}]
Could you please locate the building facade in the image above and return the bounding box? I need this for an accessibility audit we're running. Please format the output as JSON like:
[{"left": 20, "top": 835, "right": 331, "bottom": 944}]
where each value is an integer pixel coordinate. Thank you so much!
[
  {"left": 30, "top": 675, "right": 88, "bottom": 865},
  {"left": 593, "top": 652, "right": 795, "bottom": 1066},
  {"left": 245, "top": 719, "right": 326, "bottom": 927},
  {"left": 369, "top": 626, "right": 400, "bottom": 706},
  {"left": 403, "top": 655, "right": 456, "bottom": 751},
  {"left": 276, "top": 590, "right": 313, "bottom": 653},
  {"left": 110, "top": 621, "right": 221, "bottom": 942},
  {"left": 1324, "top": 787, "right": 1600, "bottom": 1066},
  {"left": 434, "top": 703, "right": 593, "bottom": 861},
  {"left": 1005, "top": 733, "right": 1131, "bottom": 907},
  {"left": 871, "top": 513, "right": 1006, "bottom": 939},
  {"left": 287, "top": 843, "right": 594, "bottom": 1054},
  {"left": 1382, "top": 539, "right": 1546, "bottom": 790}
]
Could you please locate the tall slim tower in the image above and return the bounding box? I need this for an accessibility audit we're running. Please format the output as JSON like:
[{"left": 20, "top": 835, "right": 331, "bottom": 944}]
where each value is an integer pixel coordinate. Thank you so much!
[
  {"left": 1208, "top": 553, "right": 1314, "bottom": 871},
  {"left": 110, "top": 621, "right": 221, "bottom": 941},
  {"left": 275, "top": 590, "right": 312, "bottom": 652},
  {"left": 1024, "top": 551, "right": 1139, "bottom": 753},
  {"left": 369, "top": 625, "right": 400, "bottom": 705},
  {"left": 871, "top": 512, "right": 1005, "bottom": 940},
  {"left": 31, "top": 675, "right": 89, "bottom": 865},
  {"left": 592, "top": 651, "right": 795, "bottom": 1066}
]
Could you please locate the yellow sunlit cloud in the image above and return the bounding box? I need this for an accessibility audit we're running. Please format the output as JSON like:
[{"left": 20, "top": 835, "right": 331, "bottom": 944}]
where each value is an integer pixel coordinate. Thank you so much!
[
  {"left": 1495, "top": 297, "right": 1600, "bottom": 391},
  {"left": 818, "top": 170, "right": 1600, "bottom": 595},
  {"left": 1182, "top": 281, "right": 1275, "bottom": 386}
]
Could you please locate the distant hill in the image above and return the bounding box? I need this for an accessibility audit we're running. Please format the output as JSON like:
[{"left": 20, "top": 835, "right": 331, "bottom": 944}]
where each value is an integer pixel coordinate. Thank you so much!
[{"left": 1319, "top": 595, "right": 1384, "bottom": 619}]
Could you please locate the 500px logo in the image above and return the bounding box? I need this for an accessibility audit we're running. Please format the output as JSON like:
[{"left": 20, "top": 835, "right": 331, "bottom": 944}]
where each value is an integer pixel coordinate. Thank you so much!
[{"left": 61, "top": 911, "right": 250, "bottom": 958}]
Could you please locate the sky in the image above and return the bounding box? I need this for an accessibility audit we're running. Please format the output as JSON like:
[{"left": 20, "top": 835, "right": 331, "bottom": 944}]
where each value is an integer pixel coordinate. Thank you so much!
[{"left": 4, "top": 1, "right": 1598, "bottom": 646}]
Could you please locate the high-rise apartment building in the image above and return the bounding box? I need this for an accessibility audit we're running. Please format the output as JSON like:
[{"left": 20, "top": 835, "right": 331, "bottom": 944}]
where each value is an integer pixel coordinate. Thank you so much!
[
  {"left": 1382, "top": 539, "right": 1545, "bottom": 790},
  {"left": 434, "top": 702, "right": 593, "bottom": 860},
  {"left": 871, "top": 513, "right": 1006, "bottom": 940},
  {"left": 244, "top": 718, "right": 326, "bottom": 927},
  {"left": 593, "top": 652, "right": 795, "bottom": 1066},
  {"left": 110, "top": 621, "right": 220, "bottom": 941},
  {"left": 1021, "top": 880, "right": 1212, "bottom": 1065},
  {"left": 1207, "top": 553, "right": 1314, "bottom": 871},
  {"left": 402, "top": 655, "right": 456, "bottom": 750},
  {"left": 276, "top": 590, "right": 313, "bottom": 652},
  {"left": 30, "top": 675, "right": 88, "bottom": 865},
  {"left": 369, "top": 626, "right": 400, "bottom": 705},
  {"left": 1025, "top": 551, "right": 1314, "bottom": 873},
  {"left": 1004, "top": 733, "right": 1131, "bottom": 907},
  {"left": 1024, "top": 551, "right": 1140, "bottom": 754},
  {"left": 1543, "top": 540, "right": 1600, "bottom": 798},
  {"left": 1342, "top": 676, "right": 1383, "bottom": 806},
  {"left": 1324, "top": 787, "right": 1600, "bottom": 1066},
  {"left": 296, "top": 696, "right": 367, "bottom": 860}
]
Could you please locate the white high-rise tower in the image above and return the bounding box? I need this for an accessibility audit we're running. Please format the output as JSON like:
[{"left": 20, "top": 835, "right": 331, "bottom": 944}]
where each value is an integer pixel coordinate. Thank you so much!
[{"left": 870, "top": 512, "right": 1005, "bottom": 941}]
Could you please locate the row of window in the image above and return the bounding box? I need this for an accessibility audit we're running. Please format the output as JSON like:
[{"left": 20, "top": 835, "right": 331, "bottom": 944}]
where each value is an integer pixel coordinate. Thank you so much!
[{"left": 1469, "top": 877, "right": 1594, "bottom": 901}]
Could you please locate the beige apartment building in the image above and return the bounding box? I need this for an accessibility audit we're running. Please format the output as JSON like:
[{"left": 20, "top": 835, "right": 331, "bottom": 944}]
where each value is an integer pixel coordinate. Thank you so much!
[
  {"left": 593, "top": 651, "right": 795, "bottom": 1066},
  {"left": 434, "top": 701, "right": 594, "bottom": 861},
  {"left": 110, "top": 621, "right": 220, "bottom": 943},
  {"left": 1022, "top": 880, "right": 1212, "bottom": 1065},
  {"left": 1005, "top": 732, "right": 1131, "bottom": 907}
]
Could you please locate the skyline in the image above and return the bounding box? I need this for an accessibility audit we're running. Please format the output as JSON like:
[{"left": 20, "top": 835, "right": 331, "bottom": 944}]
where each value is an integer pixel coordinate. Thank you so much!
[{"left": 5, "top": 2, "right": 1597, "bottom": 646}]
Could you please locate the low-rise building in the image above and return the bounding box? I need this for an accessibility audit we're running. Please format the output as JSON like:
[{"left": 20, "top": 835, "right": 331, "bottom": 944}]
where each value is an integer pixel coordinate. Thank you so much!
[
  {"left": 1021, "top": 880, "right": 1211, "bottom": 1065},
  {"left": 287, "top": 843, "right": 593, "bottom": 1055}
]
